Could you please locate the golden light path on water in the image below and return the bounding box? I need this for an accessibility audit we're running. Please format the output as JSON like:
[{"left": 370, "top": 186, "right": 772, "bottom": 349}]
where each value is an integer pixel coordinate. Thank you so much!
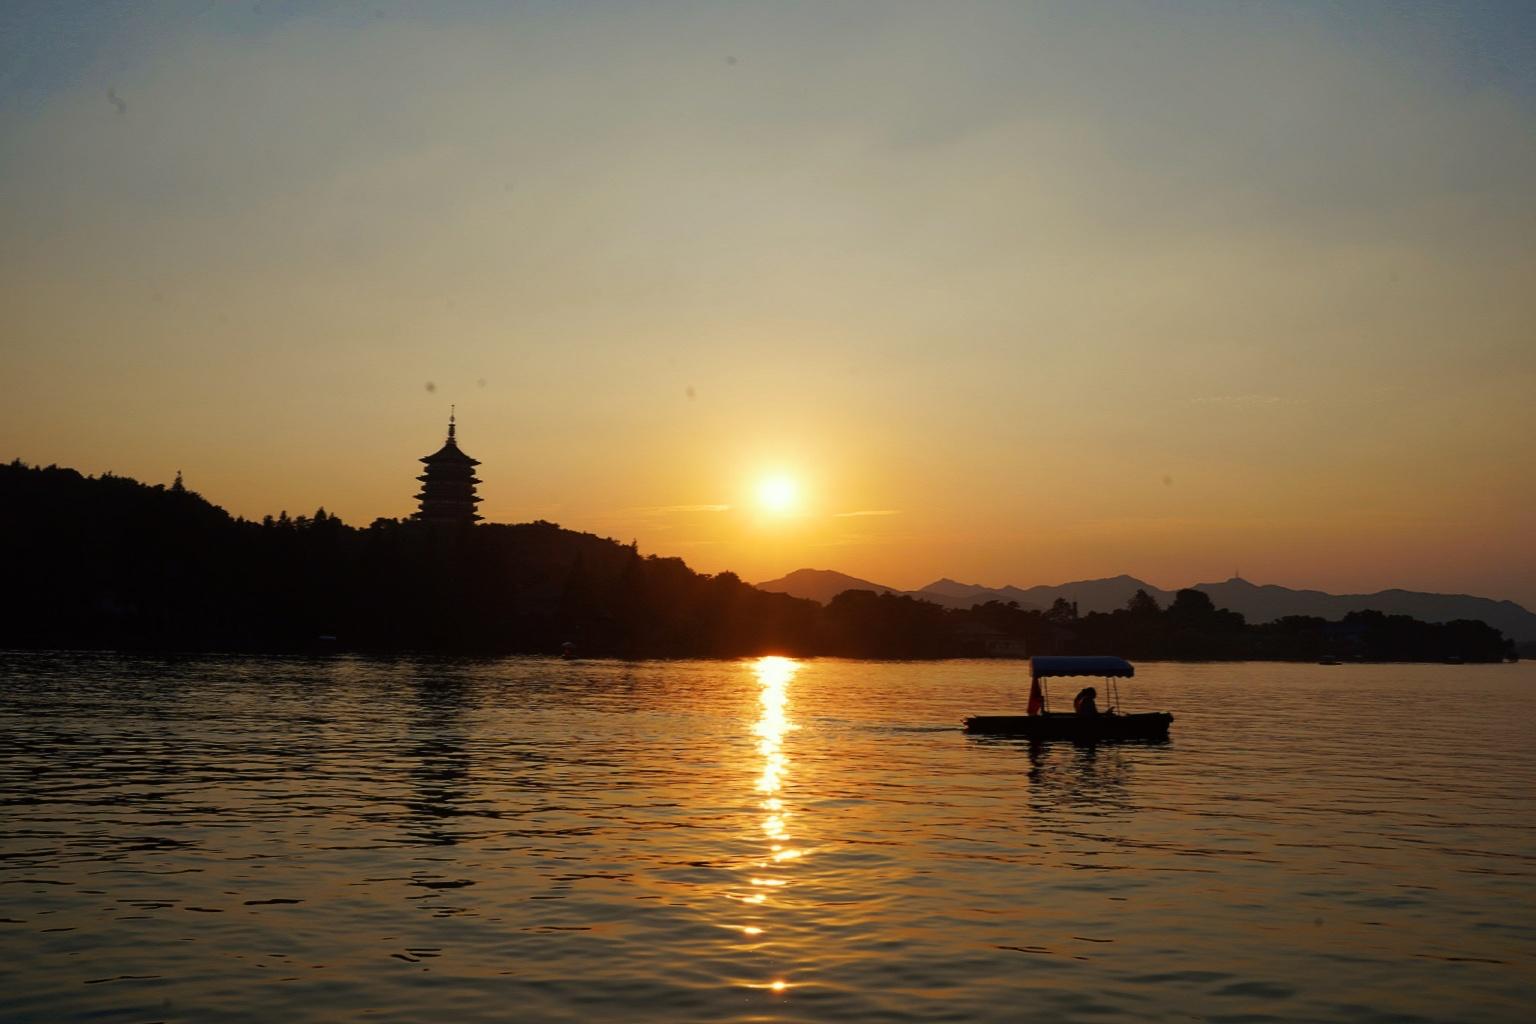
[{"left": 740, "top": 655, "right": 801, "bottom": 996}]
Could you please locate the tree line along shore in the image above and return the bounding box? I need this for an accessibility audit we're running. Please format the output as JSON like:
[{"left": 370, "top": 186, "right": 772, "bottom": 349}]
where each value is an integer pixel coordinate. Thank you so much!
[{"left": 0, "top": 460, "right": 1517, "bottom": 662}]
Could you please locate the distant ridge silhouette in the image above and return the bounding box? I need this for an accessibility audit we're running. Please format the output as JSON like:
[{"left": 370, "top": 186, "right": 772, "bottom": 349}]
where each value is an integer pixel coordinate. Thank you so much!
[
  {"left": 756, "top": 571, "right": 1536, "bottom": 642},
  {"left": 752, "top": 568, "right": 898, "bottom": 605}
]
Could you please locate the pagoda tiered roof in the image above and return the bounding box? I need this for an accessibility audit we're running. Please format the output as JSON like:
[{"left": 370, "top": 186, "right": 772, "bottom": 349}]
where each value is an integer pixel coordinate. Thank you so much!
[{"left": 420, "top": 439, "right": 479, "bottom": 466}]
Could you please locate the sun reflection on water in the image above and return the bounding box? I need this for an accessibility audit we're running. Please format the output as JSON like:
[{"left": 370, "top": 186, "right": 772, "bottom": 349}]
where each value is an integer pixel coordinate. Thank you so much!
[{"left": 741, "top": 655, "right": 801, "bottom": 995}]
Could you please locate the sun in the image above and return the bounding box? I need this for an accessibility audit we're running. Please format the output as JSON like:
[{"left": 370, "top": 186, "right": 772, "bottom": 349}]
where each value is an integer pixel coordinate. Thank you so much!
[{"left": 756, "top": 475, "right": 799, "bottom": 514}]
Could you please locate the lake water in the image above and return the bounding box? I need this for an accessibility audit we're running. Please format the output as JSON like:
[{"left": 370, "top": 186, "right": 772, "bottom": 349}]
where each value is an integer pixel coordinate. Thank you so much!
[{"left": 2, "top": 653, "right": 1534, "bottom": 1023}]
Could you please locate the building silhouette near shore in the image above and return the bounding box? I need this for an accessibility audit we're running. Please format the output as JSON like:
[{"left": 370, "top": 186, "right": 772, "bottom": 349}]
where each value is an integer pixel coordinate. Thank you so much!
[{"left": 414, "top": 410, "right": 481, "bottom": 525}]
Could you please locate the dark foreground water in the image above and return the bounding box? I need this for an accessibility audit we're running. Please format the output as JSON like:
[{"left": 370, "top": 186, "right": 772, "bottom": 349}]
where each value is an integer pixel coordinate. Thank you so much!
[{"left": 2, "top": 654, "right": 1533, "bottom": 1023}]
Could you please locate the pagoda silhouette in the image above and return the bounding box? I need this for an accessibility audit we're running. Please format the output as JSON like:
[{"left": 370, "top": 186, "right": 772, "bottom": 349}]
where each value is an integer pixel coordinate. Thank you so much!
[{"left": 414, "top": 409, "right": 482, "bottom": 525}]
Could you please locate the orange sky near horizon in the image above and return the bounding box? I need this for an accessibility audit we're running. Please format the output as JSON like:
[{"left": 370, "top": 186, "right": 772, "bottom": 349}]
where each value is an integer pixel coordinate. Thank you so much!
[{"left": 3, "top": 3, "right": 1534, "bottom": 606}]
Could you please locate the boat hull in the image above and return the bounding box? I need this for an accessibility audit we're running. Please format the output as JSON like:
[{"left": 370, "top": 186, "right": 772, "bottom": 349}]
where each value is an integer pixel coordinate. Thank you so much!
[{"left": 963, "top": 711, "right": 1173, "bottom": 741}]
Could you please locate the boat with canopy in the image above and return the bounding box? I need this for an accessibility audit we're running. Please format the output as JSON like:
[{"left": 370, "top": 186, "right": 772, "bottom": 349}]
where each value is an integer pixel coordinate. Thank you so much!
[{"left": 964, "top": 656, "right": 1173, "bottom": 740}]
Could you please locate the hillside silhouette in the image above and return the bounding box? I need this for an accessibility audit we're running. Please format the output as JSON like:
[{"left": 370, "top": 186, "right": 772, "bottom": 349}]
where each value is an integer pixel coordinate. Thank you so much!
[
  {"left": 0, "top": 461, "right": 816, "bottom": 657},
  {"left": 0, "top": 461, "right": 1517, "bottom": 662}
]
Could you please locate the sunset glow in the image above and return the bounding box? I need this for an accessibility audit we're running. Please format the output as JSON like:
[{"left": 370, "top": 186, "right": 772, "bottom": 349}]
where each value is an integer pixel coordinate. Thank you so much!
[{"left": 756, "top": 476, "right": 799, "bottom": 516}]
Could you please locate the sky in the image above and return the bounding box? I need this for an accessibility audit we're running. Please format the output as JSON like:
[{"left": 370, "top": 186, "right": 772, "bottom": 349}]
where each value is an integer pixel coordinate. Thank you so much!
[{"left": 3, "top": 1, "right": 1534, "bottom": 605}]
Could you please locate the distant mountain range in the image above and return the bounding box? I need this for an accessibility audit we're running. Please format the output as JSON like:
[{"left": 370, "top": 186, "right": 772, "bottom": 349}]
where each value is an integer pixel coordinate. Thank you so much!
[
  {"left": 754, "top": 569, "right": 1536, "bottom": 642},
  {"left": 755, "top": 569, "right": 899, "bottom": 604}
]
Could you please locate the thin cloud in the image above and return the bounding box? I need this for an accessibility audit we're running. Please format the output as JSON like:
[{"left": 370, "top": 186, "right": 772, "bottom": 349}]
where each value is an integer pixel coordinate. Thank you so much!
[
  {"left": 833, "top": 509, "right": 901, "bottom": 518},
  {"left": 641, "top": 504, "right": 733, "bottom": 514}
]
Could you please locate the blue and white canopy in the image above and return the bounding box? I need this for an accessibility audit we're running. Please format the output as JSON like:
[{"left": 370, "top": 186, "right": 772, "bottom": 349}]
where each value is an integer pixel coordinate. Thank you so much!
[{"left": 1029, "top": 656, "right": 1135, "bottom": 680}]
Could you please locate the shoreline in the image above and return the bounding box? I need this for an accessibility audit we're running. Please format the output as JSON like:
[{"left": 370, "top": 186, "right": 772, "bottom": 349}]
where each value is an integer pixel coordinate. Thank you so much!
[{"left": 0, "top": 647, "right": 1519, "bottom": 666}]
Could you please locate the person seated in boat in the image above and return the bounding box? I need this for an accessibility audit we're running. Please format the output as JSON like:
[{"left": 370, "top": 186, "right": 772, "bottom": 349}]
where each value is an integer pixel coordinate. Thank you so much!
[{"left": 1072, "top": 686, "right": 1099, "bottom": 717}]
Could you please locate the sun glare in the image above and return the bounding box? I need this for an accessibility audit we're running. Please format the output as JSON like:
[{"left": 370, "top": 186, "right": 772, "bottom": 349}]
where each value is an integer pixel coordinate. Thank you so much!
[{"left": 757, "top": 476, "right": 799, "bottom": 514}]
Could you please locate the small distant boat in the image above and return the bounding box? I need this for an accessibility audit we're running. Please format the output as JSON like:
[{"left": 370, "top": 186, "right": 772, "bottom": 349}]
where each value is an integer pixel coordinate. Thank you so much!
[
  {"left": 1318, "top": 656, "right": 1341, "bottom": 665},
  {"left": 964, "top": 656, "right": 1173, "bottom": 741}
]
